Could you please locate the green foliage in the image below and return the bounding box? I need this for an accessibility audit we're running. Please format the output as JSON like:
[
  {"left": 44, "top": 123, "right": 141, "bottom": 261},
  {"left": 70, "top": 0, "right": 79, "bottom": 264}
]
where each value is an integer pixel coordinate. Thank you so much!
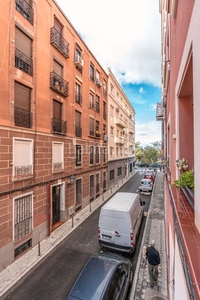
[
  {"left": 135, "top": 141, "right": 162, "bottom": 164},
  {"left": 173, "top": 170, "right": 194, "bottom": 189}
]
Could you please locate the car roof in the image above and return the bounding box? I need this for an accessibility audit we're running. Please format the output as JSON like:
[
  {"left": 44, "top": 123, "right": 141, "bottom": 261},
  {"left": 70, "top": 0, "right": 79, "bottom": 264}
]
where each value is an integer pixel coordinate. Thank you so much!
[
  {"left": 141, "top": 178, "right": 152, "bottom": 183},
  {"left": 67, "top": 252, "right": 127, "bottom": 300}
]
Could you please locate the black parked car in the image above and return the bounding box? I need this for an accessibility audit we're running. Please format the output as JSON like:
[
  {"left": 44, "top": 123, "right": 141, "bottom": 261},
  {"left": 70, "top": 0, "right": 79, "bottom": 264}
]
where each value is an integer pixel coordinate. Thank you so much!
[{"left": 66, "top": 251, "right": 133, "bottom": 300}]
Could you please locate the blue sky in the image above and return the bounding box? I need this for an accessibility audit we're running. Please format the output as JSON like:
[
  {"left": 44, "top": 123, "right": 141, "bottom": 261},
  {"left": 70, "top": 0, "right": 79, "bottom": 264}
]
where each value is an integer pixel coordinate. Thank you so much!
[{"left": 56, "top": 0, "right": 162, "bottom": 147}]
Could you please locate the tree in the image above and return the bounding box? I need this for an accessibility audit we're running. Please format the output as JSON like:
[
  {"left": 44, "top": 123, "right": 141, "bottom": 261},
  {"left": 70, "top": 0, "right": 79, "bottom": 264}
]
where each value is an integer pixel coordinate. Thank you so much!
[{"left": 135, "top": 141, "right": 162, "bottom": 165}]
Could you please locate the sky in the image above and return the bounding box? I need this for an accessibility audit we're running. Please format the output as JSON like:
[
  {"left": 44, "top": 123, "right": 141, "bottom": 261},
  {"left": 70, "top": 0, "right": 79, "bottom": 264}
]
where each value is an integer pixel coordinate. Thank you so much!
[{"left": 55, "top": 0, "right": 162, "bottom": 147}]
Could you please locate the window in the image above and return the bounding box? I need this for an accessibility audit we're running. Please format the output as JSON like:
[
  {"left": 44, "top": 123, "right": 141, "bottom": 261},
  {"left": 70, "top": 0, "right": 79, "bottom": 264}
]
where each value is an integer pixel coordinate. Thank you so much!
[
  {"left": 117, "top": 167, "right": 122, "bottom": 176},
  {"left": 103, "top": 102, "right": 106, "bottom": 120},
  {"left": 75, "top": 83, "right": 82, "bottom": 105},
  {"left": 90, "top": 146, "right": 94, "bottom": 164},
  {"left": 90, "top": 63, "right": 94, "bottom": 81},
  {"left": 103, "top": 148, "right": 106, "bottom": 163},
  {"left": 52, "top": 100, "right": 66, "bottom": 135},
  {"left": 75, "top": 111, "right": 82, "bottom": 137},
  {"left": 76, "top": 145, "right": 82, "bottom": 167},
  {"left": 14, "top": 193, "right": 32, "bottom": 241},
  {"left": 110, "top": 126, "right": 114, "bottom": 136},
  {"left": 96, "top": 95, "right": 100, "bottom": 113},
  {"left": 89, "top": 93, "right": 95, "bottom": 109},
  {"left": 13, "top": 138, "right": 33, "bottom": 178},
  {"left": 76, "top": 179, "right": 82, "bottom": 204},
  {"left": 103, "top": 171, "right": 106, "bottom": 190},
  {"left": 52, "top": 142, "right": 64, "bottom": 172},
  {"left": 15, "top": 27, "right": 32, "bottom": 75},
  {"left": 109, "top": 170, "right": 114, "bottom": 181},
  {"left": 53, "top": 59, "right": 63, "bottom": 78},
  {"left": 110, "top": 105, "right": 114, "bottom": 115},
  {"left": 103, "top": 80, "right": 107, "bottom": 97},
  {"left": 89, "top": 118, "right": 94, "bottom": 136},
  {"left": 110, "top": 83, "right": 114, "bottom": 95},
  {"left": 90, "top": 175, "right": 94, "bottom": 198},
  {"left": 95, "top": 146, "right": 100, "bottom": 164},
  {"left": 96, "top": 173, "right": 100, "bottom": 195},
  {"left": 14, "top": 82, "right": 31, "bottom": 128}
]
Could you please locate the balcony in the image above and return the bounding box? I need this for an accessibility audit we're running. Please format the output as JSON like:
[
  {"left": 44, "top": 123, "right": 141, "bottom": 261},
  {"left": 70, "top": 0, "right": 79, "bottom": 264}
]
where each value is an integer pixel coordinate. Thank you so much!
[
  {"left": 103, "top": 112, "right": 107, "bottom": 120},
  {"left": 96, "top": 104, "right": 100, "bottom": 113},
  {"left": 116, "top": 117, "right": 126, "bottom": 128},
  {"left": 50, "top": 27, "right": 69, "bottom": 58},
  {"left": 95, "top": 78, "right": 102, "bottom": 87},
  {"left": 14, "top": 107, "right": 32, "bottom": 128},
  {"left": 75, "top": 92, "right": 82, "bottom": 105},
  {"left": 50, "top": 72, "right": 69, "bottom": 97},
  {"left": 52, "top": 118, "right": 67, "bottom": 135},
  {"left": 129, "top": 127, "right": 134, "bottom": 134},
  {"left": 16, "top": 0, "right": 33, "bottom": 25},
  {"left": 103, "top": 88, "right": 107, "bottom": 98},
  {"left": 169, "top": 183, "right": 200, "bottom": 299},
  {"left": 115, "top": 136, "right": 126, "bottom": 145},
  {"left": 15, "top": 49, "right": 33, "bottom": 76},
  {"left": 75, "top": 125, "right": 82, "bottom": 137}
]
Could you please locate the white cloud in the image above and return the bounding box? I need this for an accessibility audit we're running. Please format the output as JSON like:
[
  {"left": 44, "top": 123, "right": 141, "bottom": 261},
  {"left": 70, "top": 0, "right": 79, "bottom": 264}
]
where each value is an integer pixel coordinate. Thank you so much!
[
  {"left": 135, "top": 121, "right": 162, "bottom": 147},
  {"left": 55, "top": 0, "right": 161, "bottom": 87}
]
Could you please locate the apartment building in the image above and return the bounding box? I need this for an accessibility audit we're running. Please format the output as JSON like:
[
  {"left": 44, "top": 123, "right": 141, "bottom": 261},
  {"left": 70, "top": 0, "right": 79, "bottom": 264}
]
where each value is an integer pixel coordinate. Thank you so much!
[
  {"left": 159, "top": 0, "right": 200, "bottom": 299},
  {"left": 0, "top": 0, "right": 108, "bottom": 271},
  {"left": 107, "top": 68, "right": 135, "bottom": 188}
]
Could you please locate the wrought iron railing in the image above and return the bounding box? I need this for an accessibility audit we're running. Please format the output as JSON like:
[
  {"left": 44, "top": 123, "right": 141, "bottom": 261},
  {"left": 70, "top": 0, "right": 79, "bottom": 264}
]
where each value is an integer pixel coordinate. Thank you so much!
[
  {"left": 15, "top": 48, "right": 33, "bottom": 76},
  {"left": 50, "top": 72, "right": 69, "bottom": 97},
  {"left": 103, "top": 112, "right": 107, "bottom": 120},
  {"left": 75, "top": 125, "right": 82, "bottom": 137},
  {"left": 16, "top": 0, "right": 33, "bottom": 24},
  {"left": 96, "top": 104, "right": 100, "bottom": 113},
  {"left": 14, "top": 107, "right": 32, "bottom": 128},
  {"left": 89, "top": 130, "right": 94, "bottom": 136},
  {"left": 50, "top": 27, "right": 69, "bottom": 58},
  {"left": 103, "top": 88, "right": 107, "bottom": 97},
  {"left": 75, "top": 92, "right": 82, "bottom": 104},
  {"left": 52, "top": 118, "right": 67, "bottom": 135}
]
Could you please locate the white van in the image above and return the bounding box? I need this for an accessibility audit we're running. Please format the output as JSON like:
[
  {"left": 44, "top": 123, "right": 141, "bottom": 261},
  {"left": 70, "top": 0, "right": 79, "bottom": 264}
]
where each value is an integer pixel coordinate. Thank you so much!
[{"left": 98, "top": 192, "right": 145, "bottom": 254}]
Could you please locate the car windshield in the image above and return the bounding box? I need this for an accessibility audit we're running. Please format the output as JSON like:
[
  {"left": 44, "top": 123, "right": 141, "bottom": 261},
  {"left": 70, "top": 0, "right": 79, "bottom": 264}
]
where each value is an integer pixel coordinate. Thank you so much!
[
  {"left": 141, "top": 180, "right": 151, "bottom": 185},
  {"left": 69, "top": 256, "right": 115, "bottom": 300}
]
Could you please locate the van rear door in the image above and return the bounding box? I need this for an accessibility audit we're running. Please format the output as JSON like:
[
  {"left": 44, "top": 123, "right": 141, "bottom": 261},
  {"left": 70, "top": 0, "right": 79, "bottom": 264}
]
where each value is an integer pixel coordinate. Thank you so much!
[{"left": 100, "top": 215, "right": 130, "bottom": 246}]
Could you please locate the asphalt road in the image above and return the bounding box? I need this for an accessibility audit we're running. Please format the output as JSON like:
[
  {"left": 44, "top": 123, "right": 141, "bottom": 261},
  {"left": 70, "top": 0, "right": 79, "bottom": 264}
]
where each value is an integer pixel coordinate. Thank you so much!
[{"left": 1, "top": 170, "right": 151, "bottom": 300}]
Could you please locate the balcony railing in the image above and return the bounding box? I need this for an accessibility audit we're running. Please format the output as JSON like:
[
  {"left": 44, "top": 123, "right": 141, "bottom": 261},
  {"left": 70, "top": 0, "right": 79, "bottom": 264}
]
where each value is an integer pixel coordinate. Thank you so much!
[
  {"left": 50, "top": 27, "right": 69, "bottom": 58},
  {"left": 50, "top": 72, "right": 69, "bottom": 97},
  {"left": 103, "top": 112, "right": 107, "bottom": 120},
  {"left": 96, "top": 104, "right": 100, "bottom": 113},
  {"left": 14, "top": 107, "right": 32, "bottom": 128},
  {"left": 75, "top": 92, "right": 82, "bottom": 105},
  {"left": 16, "top": 0, "right": 33, "bottom": 25},
  {"left": 103, "top": 88, "right": 107, "bottom": 98},
  {"left": 52, "top": 118, "right": 67, "bottom": 135},
  {"left": 75, "top": 125, "right": 82, "bottom": 137},
  {"left": 15, "top": 49, "right": 33, "bottom": 76},
  {"left": 116, "top": 117, "right": 126, "bottom": 128}
]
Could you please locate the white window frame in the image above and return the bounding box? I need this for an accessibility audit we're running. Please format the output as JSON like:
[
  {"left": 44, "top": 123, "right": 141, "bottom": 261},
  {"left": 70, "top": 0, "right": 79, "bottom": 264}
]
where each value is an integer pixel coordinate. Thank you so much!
[
  {"left": 52, "top": 141, "right": 64, "bottom": 172},
  {"left": 13, "top": 137, "right": 33, "bottom": 180},
  {"left": 76, "top": 144, "right": 82, "bottom": 167}
]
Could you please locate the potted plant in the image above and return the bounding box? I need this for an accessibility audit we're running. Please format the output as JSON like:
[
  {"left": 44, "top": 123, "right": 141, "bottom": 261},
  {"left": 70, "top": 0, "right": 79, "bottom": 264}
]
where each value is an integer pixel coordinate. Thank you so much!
[{"left": 173, "top": 170, "right": 194, "bottom": 190}]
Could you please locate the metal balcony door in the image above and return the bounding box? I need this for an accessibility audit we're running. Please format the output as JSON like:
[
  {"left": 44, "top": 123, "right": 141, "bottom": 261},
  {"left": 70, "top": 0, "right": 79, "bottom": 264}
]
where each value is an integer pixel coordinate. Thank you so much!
[{"left": 52, "top": 185, "right": 60, "bottom": 225}]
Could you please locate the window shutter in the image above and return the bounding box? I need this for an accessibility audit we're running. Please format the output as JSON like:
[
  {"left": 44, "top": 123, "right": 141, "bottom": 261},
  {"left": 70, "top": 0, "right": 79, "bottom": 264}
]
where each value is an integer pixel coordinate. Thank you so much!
[
  {"left": 15, "top": 27, "right": 32, "bottom": 57},
  {"left": 53, "top": 100, "right": 61, "bottom": 119},
  {"left": 15, "top": 83, "right": 30, "bottom": 110},
  {"left": 53, "top": 60, "right": 62, "bottom": 76}
]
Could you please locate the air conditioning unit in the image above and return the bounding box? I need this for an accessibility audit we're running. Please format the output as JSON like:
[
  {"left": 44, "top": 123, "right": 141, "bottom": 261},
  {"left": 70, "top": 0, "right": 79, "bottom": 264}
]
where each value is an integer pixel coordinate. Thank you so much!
[
  {"left": 96, "top": 78, "right": 102, "bottom": 87},
  {"left": 68, "top": 206, "right": 75, "bottom": 216},
  {"left": 116, "top": 107, "right": 119, "bottom": 112},
  {"left": 75, "top": 54, "right": 84, "bottom": 68}
]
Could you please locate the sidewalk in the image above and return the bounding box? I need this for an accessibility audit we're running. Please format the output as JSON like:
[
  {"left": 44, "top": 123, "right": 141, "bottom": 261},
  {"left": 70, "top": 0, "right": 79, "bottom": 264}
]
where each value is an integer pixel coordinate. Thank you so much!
[{"left": 130, "top": 171, "right": 168, "bottom": 300}]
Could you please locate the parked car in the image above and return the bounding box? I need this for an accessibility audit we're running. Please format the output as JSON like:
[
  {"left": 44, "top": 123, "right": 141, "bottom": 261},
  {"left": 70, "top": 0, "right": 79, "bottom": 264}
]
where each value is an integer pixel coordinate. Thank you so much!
[
  {"left": 145, "top": 169, "right": 156, "bottom": 177},
  {"left": 144, "top": 173, "right": 155, "bottom": 182},
  {"left": 138, "top": 178, "right": 153, "bottom": 194},
  {"left": 66, "top": 251, "right": 133, "bottom": 300}
]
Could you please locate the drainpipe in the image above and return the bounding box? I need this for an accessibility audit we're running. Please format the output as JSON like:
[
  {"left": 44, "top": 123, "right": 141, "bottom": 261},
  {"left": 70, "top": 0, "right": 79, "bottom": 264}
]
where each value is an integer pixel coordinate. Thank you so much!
[{"left": 47, "top": 183, "right": 51, "bottom": 236}]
